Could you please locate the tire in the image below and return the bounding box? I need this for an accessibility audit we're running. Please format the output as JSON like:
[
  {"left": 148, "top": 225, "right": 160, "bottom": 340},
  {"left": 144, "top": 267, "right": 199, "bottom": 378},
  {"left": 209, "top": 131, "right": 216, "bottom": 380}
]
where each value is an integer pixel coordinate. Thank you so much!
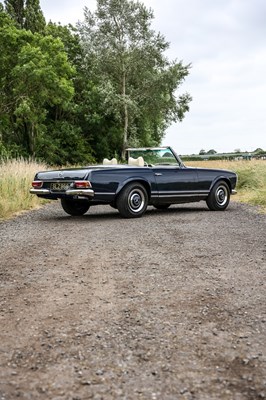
[
  {"left": 153, "top": 204, "right": 171, "bottom": 210},
  {"left": 206, "top": 180, "right": 230, "bottom": 211},
  {"left": 61, "top": 198, "right": 90, "bottom": 216},
  {"left": 116, "top": 183, "right": 148, "bottom": 218}
]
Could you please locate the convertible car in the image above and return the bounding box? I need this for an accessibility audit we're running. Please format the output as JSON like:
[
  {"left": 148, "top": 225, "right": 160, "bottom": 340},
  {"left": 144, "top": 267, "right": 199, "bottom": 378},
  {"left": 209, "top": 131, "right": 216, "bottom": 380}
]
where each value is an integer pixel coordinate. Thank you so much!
[{"left": 30, "top": 147, "right": 237, "bottom": 218}]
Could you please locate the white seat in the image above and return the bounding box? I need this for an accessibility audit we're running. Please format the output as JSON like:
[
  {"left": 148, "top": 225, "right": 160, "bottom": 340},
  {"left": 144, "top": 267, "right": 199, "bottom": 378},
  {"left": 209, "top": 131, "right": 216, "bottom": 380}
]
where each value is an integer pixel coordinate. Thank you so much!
[
  {"left": 103, "top": 158, "right": 118, "bottom": 165},
  {"left": 128, "top": 156, "right": 145, "bottom": 167}
]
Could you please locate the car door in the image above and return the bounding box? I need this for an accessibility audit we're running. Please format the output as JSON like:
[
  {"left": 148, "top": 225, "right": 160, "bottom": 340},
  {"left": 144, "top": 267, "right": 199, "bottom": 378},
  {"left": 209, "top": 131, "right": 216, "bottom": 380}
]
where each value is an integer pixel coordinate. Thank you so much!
[{"left": 153, "top": 165, "right": 201, "bottom": 202}]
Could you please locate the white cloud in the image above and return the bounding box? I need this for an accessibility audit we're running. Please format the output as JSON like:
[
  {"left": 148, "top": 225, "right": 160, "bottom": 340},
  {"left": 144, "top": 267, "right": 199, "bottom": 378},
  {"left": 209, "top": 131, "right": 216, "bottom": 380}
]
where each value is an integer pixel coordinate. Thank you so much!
[{"left": 40, "top": 0, "right": 93, "bottom": 24}]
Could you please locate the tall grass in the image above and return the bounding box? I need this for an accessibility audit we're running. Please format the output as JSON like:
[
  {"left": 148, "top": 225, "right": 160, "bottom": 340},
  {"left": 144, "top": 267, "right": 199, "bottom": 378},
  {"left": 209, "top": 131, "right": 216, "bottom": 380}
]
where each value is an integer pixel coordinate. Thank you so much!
[
  {"left": 186, "top": 159, "right": 266, "bottom": 211},
  {"left": 0, "top": 158, "right": 48, "bottom": 220}
]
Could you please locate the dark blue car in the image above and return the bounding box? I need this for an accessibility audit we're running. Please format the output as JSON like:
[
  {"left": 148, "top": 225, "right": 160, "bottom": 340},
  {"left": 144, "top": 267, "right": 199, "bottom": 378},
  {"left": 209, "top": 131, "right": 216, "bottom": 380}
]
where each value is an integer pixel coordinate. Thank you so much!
[{"left": 30, "top": 147, "right": 237, "bottom": 218}]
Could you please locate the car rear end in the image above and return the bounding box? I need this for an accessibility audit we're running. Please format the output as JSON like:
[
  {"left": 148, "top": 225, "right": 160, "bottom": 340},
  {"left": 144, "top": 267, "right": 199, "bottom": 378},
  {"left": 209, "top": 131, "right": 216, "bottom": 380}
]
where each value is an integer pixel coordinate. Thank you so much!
[{"left": 30, "top": 168, "right": 94, "bottom": 200}]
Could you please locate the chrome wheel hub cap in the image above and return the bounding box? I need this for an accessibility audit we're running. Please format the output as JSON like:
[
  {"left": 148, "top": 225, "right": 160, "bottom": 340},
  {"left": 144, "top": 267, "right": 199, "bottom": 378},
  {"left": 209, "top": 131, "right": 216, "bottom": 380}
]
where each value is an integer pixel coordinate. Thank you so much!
[
  {"left": 128, "top": 189, "right": 144, "bottom": 212},
  {"left": 216, "top": 186, "right": 228, "bottom": 206}
]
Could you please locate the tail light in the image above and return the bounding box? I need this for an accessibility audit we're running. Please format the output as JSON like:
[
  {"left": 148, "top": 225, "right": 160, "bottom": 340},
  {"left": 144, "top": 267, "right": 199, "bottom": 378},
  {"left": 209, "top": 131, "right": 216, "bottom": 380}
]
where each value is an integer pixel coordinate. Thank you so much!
[
  {"left": 74, "top": 181, "right": 91, "bottom": 189},
  {"left": 32, "top": 181, "right": 43, "bottom": 188}
]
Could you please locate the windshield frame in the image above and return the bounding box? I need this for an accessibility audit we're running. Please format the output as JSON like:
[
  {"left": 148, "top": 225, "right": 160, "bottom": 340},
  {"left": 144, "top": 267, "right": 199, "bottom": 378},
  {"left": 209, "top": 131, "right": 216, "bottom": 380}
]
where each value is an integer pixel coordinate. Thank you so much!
[{"left": 126, "top": 147, "right": 184, "bottom": 167}]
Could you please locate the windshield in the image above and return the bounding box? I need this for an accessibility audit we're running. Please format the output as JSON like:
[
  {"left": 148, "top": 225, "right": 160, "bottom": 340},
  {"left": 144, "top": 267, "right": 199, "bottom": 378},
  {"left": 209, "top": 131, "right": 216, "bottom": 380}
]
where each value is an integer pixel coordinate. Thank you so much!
[{"left": 127, "top": 147, "right": 180, "bottom": 166}]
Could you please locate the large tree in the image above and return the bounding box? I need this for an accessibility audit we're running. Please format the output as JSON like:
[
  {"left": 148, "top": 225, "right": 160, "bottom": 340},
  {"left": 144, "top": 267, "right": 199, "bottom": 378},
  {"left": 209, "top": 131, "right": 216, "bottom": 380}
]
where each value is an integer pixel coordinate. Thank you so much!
[
  {"left": 24, "top": 0, "right": 46, "bottom": 32},
  {"left": 4, "top": 0, "right": 45, "bottom": 32},
  {"left": 0, "top": 12, "right": 95, "bottom": 164},
  {"left": 4, "top": 0, "right": 24, "bottom": 26},
  {"left": 0, "top": 14, "right": 74, "bottom": 157},
  {"left": 78, "top": 0, "right": 191, "bottom": 157}
]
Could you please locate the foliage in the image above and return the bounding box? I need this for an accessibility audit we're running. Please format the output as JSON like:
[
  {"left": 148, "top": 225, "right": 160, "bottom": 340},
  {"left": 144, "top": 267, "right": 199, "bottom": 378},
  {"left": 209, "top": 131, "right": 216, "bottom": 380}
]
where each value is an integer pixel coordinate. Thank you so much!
[
  {"left": 198, "top": 149, "right": 217, "bottom": 155},
  {"left": 0, "top": 0, "right": 192, "bottom": 164},
  {"left": 4, "top": 0, "right": 45, "bottom": 32},
  {"left": 0, "top": 12, "right": 79, "bottom": 163},
  {"left": 254, "top": 148, "right": 265, "bottom": 155},
  {"left": 37, "top": 121, "right": 95, "bottom": 165},
  {"left": 78, "top": 0, "right": 191, "bottom": 157},
  {"left": 24, "top": 0, "right": 46, "bottom": 33},
  {"left": 4, "top": 0, "right": 24, "bottom": 26}
]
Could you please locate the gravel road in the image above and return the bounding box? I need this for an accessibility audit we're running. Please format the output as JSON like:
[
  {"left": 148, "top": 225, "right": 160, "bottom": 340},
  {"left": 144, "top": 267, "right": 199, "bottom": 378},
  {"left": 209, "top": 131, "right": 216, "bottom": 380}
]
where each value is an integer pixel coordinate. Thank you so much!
[{"left": 0, "top": 201, "right": 265, "bottom": 400}]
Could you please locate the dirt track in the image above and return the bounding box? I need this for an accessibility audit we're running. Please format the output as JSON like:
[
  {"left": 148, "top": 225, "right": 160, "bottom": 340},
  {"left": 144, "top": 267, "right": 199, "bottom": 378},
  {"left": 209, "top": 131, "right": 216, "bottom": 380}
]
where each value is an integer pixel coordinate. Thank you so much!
[{"left": 0, "top": 201, "right": 265, "bottom": 400}]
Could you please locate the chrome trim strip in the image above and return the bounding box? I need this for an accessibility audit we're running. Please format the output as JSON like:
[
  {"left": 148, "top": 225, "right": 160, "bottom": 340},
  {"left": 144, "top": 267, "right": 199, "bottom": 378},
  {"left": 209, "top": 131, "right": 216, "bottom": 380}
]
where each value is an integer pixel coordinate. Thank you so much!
[
  {"left": 65, "top": 188, "right": 94, "bottom": 197},
  {"left": 94, "top": 192, "right": 116, "bottom": 196},
  {"left": 158, "top": 190, "right": 209, "bottom": 197},
  {"left": 159, "top": 190, "right": 209, "bottom": 195},
  {"left": 30, "top": 188, "right": 94, "bottom": 197},
  {"left": 232, "top": 190, "right": 237, "bottom": 195},
  {"left": 158, "top": 192, "right": 209, "bottom": 198},
  {"left": 37, "top": 180, "right": 73, "bottom": 183},
  {"left": 30, "top": 188, "right": 50, "bottom": 195}
]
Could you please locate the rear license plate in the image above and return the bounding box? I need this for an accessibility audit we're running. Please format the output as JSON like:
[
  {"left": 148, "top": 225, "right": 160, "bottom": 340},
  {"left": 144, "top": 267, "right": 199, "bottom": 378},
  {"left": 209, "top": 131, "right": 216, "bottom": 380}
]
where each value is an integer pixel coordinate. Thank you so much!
[{"left": 50, "top": 182, "right": 70, "bottom": 191}]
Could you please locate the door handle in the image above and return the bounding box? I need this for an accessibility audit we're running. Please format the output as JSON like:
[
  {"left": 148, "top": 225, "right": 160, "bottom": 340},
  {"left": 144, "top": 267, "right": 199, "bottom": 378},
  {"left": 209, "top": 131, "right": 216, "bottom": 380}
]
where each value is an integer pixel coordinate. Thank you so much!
[{"left": 155, "top": 173, "right": 162, "bottom": 176}]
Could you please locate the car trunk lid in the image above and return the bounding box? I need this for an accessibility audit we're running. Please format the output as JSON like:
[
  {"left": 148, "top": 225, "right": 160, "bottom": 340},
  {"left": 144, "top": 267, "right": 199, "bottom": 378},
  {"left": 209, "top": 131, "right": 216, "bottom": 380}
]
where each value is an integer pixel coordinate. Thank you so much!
[{"left": 35, "top": 168, "right": 91, "bottom": 181}]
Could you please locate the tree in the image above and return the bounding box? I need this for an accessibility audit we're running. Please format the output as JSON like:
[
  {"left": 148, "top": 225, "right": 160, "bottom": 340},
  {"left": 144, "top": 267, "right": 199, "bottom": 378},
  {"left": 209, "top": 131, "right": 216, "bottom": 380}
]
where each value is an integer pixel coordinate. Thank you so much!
[
  {"left": 45, "top": 22, "right": 83, "bottom": 66},
  {"left": 24, "top": 0, "right": 46, "bottom": 33},
  {"left": 4, "top": 0, "right": 45, "bottom": 32},
  {"left": 78, "top": 0, "right": 191, "bottom": 158},
  {"left": 254, "top": 147, "right": 264, "bottom": 154},
  {"left": 0, "top": 15, "right": 75, "bottom": 157},
  {"left": 207, "top": 149, "right": 217, "bottom": 155},
  {"left": 199, "top": 149, "right": 206, "bottom": 155},
  {"left": 13, "top": 36, "right": 76, "bottom": 155},
  {"left": 4, "top": 0, "right": 24, "bottom": 26}
]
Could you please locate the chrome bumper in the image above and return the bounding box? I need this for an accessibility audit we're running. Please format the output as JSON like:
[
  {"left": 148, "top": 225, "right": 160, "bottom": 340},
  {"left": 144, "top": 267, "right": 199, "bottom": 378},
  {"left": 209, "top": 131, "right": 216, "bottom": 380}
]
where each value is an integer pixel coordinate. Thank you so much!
[
  {"left": 65, "top": 188, "right": 94, "bottom": 197},
  {"left": 232, "top": 190, "right": 237, "bottom": 195},
  {"left": 30, "top": 188, "right": 95, "bottom": 197}
]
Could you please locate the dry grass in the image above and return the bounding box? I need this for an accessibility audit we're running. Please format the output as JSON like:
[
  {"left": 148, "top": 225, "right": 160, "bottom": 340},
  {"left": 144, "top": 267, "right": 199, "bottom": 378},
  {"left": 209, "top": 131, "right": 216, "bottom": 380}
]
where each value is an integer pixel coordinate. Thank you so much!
[
  {"left": 186, "top": 159, "right": 266, "bottom": 212},
  {"left": 0, "top": 158, "right": 48, "bottom": 220}
]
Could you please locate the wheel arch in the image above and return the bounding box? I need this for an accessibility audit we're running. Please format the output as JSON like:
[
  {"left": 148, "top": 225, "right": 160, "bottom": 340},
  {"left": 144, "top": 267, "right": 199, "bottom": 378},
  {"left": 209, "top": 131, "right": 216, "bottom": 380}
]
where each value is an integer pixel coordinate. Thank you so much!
[
  {"left": 116, "top": 178, "right": 151, "bottom": 200},
  {"left": 210, "top": 177, "right": 232, "bottom": 193}
]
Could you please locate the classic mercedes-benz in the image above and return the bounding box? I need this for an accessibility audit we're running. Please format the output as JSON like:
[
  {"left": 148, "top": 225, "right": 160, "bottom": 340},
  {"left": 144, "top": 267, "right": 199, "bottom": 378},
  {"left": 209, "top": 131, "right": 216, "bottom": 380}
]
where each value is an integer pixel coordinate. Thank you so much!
[{"left": 30, "top": 147, "right": 237, "bottom": 218}]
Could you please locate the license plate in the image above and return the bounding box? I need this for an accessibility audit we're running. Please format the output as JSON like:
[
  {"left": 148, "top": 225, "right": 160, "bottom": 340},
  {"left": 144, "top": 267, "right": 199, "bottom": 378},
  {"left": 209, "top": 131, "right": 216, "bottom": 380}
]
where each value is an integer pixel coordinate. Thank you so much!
[{"left": 50, "top": 182, "right": 70, "bottom": 191}]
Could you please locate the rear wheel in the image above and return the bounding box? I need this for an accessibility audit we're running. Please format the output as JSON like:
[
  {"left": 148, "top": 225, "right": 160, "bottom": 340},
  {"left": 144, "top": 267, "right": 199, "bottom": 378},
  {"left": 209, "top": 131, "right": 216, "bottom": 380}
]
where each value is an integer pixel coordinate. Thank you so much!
[
  {"left": 206, "top": 181, "right": 230, "bottom": 211},
  {"left": 117, "top": 183, "right": 148, "bottom": 218},
  {"left": 61, "top": 198, "right": 90, "bottom": 216}
]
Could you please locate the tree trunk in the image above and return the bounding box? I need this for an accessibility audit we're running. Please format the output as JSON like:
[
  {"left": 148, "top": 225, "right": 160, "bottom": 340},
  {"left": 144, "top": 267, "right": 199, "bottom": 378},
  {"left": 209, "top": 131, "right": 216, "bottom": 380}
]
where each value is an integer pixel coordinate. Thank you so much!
[
  {"left": 122, "top": 68, "right": 128, "bottom": 160},
  {"left": 29, "top": 123, "right": 35, "bottom": 157}
]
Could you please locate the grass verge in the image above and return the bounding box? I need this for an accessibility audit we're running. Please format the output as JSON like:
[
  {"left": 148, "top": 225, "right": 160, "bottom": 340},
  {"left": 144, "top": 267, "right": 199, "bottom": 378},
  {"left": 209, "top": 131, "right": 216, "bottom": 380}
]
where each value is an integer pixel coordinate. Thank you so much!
[
  {"left": 186, "top": 160, "right": 266, "bottom": 212},
  {"left": 0, "top": 158, "right": 48, "bottom": 220}
]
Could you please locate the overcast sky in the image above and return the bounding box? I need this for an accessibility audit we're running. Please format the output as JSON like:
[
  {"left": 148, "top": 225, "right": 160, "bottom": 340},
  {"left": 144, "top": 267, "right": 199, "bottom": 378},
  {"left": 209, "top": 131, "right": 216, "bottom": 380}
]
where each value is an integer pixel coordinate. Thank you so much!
[{"left": 36, "top": 1, "right": 266, "bottom": 153}]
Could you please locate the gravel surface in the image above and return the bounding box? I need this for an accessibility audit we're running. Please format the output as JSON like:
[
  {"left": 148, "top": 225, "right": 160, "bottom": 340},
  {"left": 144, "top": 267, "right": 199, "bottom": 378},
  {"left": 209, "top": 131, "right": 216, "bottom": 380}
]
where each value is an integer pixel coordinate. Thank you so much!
[{"left": 0, "top": 201, "right": 265, "bottom": 400}]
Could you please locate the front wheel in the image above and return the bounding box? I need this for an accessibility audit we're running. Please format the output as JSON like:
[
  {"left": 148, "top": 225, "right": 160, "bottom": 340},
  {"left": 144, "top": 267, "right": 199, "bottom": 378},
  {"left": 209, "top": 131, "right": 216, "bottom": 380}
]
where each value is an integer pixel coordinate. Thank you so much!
[
  {"left": 206, "top": 181, "right": 230, "bottom": 211},
  {"left": 116, "top": 183, "right": 148, "bottom": 218},
  {"left": 61, "top": 198, "right": 90, "bottom": 216}
]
